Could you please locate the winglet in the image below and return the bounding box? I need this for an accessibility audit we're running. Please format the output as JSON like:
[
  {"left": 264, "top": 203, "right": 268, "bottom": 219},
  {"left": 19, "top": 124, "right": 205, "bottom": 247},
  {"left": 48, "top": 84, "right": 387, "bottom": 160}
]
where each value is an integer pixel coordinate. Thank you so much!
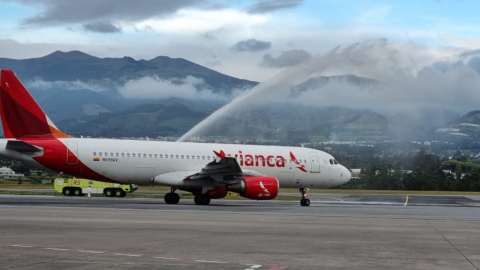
[{"left": 0, "top": 69, "right": 71, "bottom": 139}]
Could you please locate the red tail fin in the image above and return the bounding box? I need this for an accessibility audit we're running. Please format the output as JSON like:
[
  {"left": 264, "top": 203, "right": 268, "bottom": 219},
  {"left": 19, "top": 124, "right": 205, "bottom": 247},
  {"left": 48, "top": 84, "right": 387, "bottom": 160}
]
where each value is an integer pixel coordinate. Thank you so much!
[{"left": 0, "top": 69, "right": 71, "bottom": 139}]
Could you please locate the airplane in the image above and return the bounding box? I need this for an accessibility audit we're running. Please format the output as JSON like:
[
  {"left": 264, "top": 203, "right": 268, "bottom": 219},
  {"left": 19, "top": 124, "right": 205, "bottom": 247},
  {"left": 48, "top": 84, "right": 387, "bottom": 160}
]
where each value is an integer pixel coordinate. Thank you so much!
[{"left": 0, "top": 69, "right": 351, "bottom": 206}]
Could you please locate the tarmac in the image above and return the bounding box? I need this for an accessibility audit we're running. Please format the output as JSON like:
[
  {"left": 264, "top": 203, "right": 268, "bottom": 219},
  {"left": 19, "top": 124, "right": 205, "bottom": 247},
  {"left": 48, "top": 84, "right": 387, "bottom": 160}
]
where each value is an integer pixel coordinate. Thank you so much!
[{"left": 1, "top": 194, "right": 480, "bottom": 269}]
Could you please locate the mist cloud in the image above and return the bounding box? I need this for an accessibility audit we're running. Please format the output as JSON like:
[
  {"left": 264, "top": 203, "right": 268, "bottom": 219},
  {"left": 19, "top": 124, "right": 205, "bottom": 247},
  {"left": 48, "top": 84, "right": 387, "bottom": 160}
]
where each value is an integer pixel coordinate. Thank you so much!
[
  {"left": 232, "top": 39, "right": 271, "bottom": 52},
  {"left": 27, "top": 78, "right": 109, "bottom": 92},
  {"left": 179, "top": 41, "right": 480, "bottom": 141},
  {"left": 119, "top": 76, "right": 241, "bottom": 101}
]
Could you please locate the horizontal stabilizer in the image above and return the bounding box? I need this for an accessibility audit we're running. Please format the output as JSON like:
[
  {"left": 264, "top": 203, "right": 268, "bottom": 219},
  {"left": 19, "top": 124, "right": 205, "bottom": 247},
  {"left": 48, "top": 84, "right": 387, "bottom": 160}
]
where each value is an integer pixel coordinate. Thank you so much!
[{"left": 6, "top": 140, "right": 42, "bottom": 152}]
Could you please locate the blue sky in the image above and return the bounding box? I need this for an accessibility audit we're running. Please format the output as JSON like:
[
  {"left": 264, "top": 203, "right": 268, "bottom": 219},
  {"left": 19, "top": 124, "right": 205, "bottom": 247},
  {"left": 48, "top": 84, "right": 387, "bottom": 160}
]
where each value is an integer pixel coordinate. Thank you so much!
[{"left": 0, "top": 0, "right": 479, "bottom": 80}]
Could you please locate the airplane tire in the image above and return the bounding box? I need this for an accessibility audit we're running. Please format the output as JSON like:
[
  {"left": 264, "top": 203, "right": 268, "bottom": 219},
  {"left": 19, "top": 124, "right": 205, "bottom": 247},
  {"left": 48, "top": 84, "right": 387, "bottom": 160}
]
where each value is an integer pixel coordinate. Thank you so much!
[
  {"left": 114, "top": 189, "right": 125, "bottom": 197},
  {"left": 63, "top": 187, "right": 73, "bottom": 196},
  {"left": 164, "top": 193, "right": 180, "bottom": 204},
  {"left": 164, "top": 193, "right": 172, "bottom": 204},
  {"left": 300, "top": 198, "right": 310, "bottom": 207},
  {"left": 194, "top": 194, "right": 210, "bottom": 205}
]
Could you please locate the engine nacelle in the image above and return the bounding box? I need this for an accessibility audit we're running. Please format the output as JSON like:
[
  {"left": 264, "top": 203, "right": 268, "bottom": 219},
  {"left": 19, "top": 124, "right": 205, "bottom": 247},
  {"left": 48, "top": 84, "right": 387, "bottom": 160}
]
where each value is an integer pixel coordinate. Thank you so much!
[
  {"left": 206, "top": 188, "right": 228, "bottom": 199},
  {"left": 227, "top": 176, "right": 279, "bottom": 200}
]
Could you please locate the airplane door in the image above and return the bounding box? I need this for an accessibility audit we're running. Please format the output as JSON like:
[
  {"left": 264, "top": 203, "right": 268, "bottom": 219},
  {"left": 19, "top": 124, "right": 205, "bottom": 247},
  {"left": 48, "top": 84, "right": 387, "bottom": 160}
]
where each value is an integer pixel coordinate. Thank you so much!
[
  {"left": 308, "top": 152, "right": 320, "bottom": 173},
  {"left": 66, "top": 142, "right": 78, "bottom": 165}
]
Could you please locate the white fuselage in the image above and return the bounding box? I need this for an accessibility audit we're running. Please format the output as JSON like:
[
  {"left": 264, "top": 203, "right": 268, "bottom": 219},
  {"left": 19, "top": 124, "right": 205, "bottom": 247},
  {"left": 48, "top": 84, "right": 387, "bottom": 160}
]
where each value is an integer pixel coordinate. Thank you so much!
[{"left": 0, "top": 139, "right": 351, "bottom": 189}]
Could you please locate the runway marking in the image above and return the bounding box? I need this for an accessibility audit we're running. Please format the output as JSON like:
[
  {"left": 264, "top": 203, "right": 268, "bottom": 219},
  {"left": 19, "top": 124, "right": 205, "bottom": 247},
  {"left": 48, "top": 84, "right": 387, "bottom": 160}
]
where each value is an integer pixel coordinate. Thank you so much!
[
  {"left": 44, "top": 248, "right": 70, "bottom": 251},
  {"left": 78, "top": 250, "right": 104, "bottom": 254},
  {"left": 404, "top": 195, "right": 409, "bottom": 207},
  {"left": 11, "top": 245, "right": 32, "bottom": 248},
  {"left": 195, "top": 260, "right": 227, "bottom": 264},
  {"left": 245, "top": 265, "right": 263, "bottom": 269},
  {"left": 114, "top": 253, "right": 141, "bottom": 257},
  {"left": 154, "top": 257, "right": 181, "bottom": 260}
]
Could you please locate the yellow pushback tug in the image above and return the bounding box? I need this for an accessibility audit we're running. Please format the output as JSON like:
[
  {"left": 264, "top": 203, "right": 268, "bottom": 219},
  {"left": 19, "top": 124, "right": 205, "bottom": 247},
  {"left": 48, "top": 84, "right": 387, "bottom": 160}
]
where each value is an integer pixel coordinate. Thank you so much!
[{"left": 54, "top": 178, "right": 137, "bottom": 197}]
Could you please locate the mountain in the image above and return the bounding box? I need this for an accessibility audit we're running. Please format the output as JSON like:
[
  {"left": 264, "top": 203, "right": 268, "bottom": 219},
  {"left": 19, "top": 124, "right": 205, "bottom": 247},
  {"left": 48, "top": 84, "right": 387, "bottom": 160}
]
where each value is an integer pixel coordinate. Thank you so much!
[
  {"left": 0, "top": 51, "right": 258, "bottom": 122},
  {"left": 0, "top": 51, "right": 257, "bottom": 94},
  {"left": 433, "top": 110, "right": 480, "bottom": 141}
]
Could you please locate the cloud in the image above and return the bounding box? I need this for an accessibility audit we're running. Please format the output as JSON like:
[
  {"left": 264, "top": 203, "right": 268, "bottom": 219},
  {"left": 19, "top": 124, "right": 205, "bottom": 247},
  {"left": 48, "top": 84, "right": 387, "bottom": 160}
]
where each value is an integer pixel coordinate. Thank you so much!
[
  {"left": 83, "top": 21, "right": 121, "bottom": 33},
  {"left": 231, "top": 39, "right": 271, "bottom": 52},
  {"left": 261, "top": 49, "right": 311, "bottom": 68},
  {"left": 246, "top": 0, "right": 304, "bottom": 14},
  {"left": 14, "top": 0, "right": 206, "bottom": 26},
  {"left": 26, "top": 78, "right": 110, "bottom": 92},
  {"left": 119, "top": 75, "right": 241, "bottom": 101},
  {"left": 468, "top": 57, "right": 480, "bottom": 73}
]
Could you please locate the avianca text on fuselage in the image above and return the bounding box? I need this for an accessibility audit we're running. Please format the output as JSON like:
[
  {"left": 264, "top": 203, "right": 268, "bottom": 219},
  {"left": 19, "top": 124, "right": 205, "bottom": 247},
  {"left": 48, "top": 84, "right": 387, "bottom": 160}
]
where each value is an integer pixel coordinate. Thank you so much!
[{"left": 214, "top": 150, "right": 305, "bottom": 172}]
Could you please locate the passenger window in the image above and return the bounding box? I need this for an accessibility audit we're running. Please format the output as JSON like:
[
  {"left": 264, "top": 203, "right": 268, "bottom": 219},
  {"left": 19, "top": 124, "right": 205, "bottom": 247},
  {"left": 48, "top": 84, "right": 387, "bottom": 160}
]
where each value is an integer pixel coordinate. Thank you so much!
[
  {"left": 165, "top": 155, "right": 168, "bottom": 159},
  {"left": 149, "top": 154, "right": 152, "bottom": 158},
  {"left": 93, "top": 152, "right": 96, "bottom": 156},
  {"left": 116, "top": 153, "right": 119, "bottom": 157},
  {"left": 104, "top": 152, "right": 108, "bottom": 156},
  {"left": 207, "top": 156, "right": 210, "bottom": 160},
  {"left": 99, "top": 152, "right": 102, "bottom": 157},
  {"left": 186, "top": 155, "right": 189, "bottom": 159},
  {"left": 133, "top": 153, "right": 136, "bottom": 158},
  {"left": 127, "top": 153, "right": 130, "bottom": 157},
  {"left": 197, "top": 156, "right": 200, "bottom": 160},
  {"left": 171, "top": 155, "right": 174, "bottom": 159},
  {"left": 160, "top": 154, "right": 163, "bottom": 158},
  {"left": 121, "top": 153, "right": 124, "bottom": 157},
  {"left": 181, "top": 155, "right": 184, "bottom": 159},
  {"left": 143, "top": 154, "right": 146, "bottom": 158},
  {"left": 304, "top": 160, "right": 307, "bottom": 163},
  {"left": 176, "top": 155, "right": 179, "bottom": 159},
  {"left": 154, "top": 154, "right": 157, "bottom": 158},
  {"left": 138, "top": 153, "right": 141, "bottom": 158},
  {"left": 202, "top": 156, "right": 205, "bottom": 160}
]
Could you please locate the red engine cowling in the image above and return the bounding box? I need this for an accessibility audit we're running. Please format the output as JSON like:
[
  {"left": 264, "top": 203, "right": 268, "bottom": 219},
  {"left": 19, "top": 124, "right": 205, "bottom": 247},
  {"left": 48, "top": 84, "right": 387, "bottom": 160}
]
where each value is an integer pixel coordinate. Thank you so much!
[
  {"left": 227, "top": 176, "right": 279, "bottom": 200},
  {"left": 206, "top": 188, "right": 228, "bottom": 199}
]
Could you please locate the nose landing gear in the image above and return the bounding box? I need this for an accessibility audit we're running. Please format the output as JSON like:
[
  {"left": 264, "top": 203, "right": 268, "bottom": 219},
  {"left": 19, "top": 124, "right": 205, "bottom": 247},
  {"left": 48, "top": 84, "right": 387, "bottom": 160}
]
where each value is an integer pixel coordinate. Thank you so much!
[{"left": 300, "top": 188, "right": 310, "bottom": 206}]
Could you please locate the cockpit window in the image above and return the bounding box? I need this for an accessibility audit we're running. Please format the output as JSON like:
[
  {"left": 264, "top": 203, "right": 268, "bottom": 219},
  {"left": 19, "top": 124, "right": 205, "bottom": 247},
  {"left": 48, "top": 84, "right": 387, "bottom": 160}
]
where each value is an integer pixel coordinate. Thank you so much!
[
  {"left": 329, "top": 159, "right": 333, "bottom": 165},
  {"left": 334, "top": 159, "right": 339, "bottom": 164}
]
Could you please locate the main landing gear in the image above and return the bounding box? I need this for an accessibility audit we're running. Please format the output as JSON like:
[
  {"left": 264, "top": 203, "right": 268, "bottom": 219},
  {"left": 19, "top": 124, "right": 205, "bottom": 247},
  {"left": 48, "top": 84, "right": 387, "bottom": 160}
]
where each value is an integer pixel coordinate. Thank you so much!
[
  {"left": 164, "top": 187, "right": 180, "bottom": 204},
  {"left": 194, "top": 193, "right": 211, "bottom": 205},
  {"left": 300, "top": 188, "right": 310, "bottom": 207}
]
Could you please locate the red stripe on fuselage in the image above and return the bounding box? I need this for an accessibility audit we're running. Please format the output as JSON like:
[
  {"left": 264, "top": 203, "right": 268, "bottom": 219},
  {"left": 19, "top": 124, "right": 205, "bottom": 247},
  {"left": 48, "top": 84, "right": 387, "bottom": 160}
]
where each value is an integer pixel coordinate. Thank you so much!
[{"left": 23, "top": 138, "right": 118, "bottom": 184}]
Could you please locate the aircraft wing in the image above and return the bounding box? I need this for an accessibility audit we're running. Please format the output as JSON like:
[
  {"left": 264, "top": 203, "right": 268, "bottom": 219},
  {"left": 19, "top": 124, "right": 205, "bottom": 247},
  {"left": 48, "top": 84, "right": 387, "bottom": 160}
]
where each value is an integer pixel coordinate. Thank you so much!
[{"left": 153, "top": 157, "right": 261, "bottom": 186}]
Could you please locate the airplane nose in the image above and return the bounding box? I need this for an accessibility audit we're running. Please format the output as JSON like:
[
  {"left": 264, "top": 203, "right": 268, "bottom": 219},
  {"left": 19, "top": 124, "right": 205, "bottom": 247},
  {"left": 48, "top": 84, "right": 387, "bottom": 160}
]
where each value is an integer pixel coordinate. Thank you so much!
[{"left": 343, "top": 166, "right": 352, "bottom": 181}]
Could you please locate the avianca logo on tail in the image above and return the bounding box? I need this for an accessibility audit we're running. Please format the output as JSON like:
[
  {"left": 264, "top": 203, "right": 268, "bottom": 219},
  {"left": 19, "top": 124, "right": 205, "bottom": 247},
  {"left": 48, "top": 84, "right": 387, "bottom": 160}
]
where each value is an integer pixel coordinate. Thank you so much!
[{"left": 213, "top": 150, "right": 308, "bottom": 173}]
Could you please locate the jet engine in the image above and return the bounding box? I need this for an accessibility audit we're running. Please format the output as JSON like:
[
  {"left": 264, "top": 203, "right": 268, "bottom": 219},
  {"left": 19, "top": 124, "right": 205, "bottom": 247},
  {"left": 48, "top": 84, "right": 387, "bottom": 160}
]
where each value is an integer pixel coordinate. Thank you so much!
[
  {"left": 206, "top": 188, "right": 228, "bottom": 199},
  {"left": 227, "top": 176, "right": 279, "bottom": 200}
]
